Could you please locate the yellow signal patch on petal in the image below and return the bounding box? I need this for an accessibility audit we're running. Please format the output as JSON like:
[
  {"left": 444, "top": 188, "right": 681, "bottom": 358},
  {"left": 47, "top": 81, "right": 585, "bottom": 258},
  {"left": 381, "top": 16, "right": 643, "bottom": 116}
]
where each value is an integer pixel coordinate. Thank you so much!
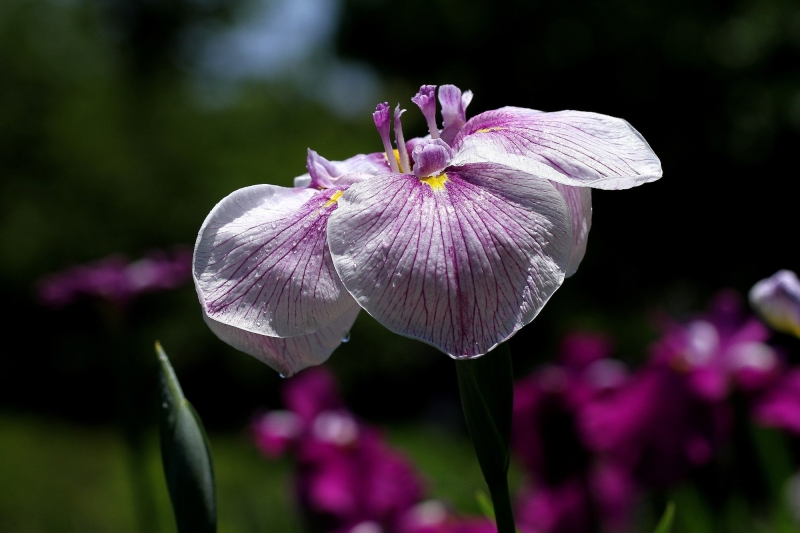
[
  {"left": 384, "top": 149, "right": 403, "bottom": 169},
  {"left": 324, "top": 190, "right": 344, "bottom": 208},
  {"left": 476, "top": 127, "right": 507, "bottom": 133},
  {"left": 421, "top": 173, "right": 448, "bottom": 190}
]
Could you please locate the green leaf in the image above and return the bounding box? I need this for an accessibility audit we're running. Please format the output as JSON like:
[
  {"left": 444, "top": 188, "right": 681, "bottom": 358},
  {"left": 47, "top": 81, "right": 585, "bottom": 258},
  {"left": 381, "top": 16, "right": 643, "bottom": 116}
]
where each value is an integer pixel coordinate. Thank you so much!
[
  {"left": 475, "top": 490, "right": 496, "bottom": 520},
  {"left": 654, "top": 501, "right": 676, "bottom": 533},
  {"left": 157, "top": 342, "right": 217, "bottom": 533}
]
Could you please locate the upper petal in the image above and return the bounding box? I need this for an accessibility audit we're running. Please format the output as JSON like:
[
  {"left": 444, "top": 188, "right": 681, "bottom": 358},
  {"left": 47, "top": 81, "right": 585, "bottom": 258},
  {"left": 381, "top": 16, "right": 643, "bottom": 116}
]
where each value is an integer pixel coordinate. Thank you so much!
[
  {"left": 327, "top": 164, "right": 571, "bottom": 358},
  {"left": 203, "top": 305, "right": 360, "bottom": 377},
  {"left": 451, "top": 107, "right": 662, "bottom": 190},
  {"left": 194, "top": 184, "right": 356, "bottom": 337},
  {"left": 550, "top": 182, "right": 592, "bottom": 277}
]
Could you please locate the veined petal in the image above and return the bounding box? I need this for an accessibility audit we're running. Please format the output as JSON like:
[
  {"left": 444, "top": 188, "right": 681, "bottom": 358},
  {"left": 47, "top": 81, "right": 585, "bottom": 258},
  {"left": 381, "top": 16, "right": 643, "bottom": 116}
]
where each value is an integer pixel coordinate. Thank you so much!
[
  {"left": 203, "top": 306, "right": 360, "bottom": 377},
  {"left": 550, "top": 182, "right": 592, "bottom": 277},
  {"left": 194, "top": 184, "right": 355, "bottom": 337},
  {"left": 451, "top": 107, "right": 662, "bottom": 190},
  {"left": 327, "top": 164, "right": 571, "bottom": 358},
  {"left": 294, "top": 151, "right": 392, "bottom": 188}
]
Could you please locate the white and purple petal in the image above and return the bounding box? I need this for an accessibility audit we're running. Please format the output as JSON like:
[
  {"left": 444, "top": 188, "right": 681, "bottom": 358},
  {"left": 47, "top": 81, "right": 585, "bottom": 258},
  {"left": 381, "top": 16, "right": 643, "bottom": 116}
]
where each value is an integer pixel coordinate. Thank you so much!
[
  {"left": 194, "top": 184, "right": 355, "bottom": 338},
  {"left": 204, "top": 306, "right": 360, "bottom": 377},
  {"left": 327, "top": 164, "right": 572, "bottom": 358},
  {"left": 550, "top": 182, "right": 592, "bottom": 277},
  {"left": 294, "top": 151, "right": 392, "bottom": 188},
  {"left": 451, "top": 107, "right": 662, "bottom": 190}
]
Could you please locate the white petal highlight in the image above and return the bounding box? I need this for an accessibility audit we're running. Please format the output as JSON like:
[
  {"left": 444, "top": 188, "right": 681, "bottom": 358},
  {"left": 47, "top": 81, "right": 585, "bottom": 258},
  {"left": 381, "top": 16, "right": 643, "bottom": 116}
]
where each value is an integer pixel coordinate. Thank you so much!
[
  {"left": 203, "top": 306, "right": 360, "bottom": 377},
  {"left": 550, "top": 182, "right": 592, "bottom": 277},
  {"left": 451, "top": 107, "right": 662, "bottom": 190},
  {"left": 327, "top": 164, "right": 572, "bottom": 358},
  {"left": 194, "top": 184, "right": 355, "bottom": 337}
]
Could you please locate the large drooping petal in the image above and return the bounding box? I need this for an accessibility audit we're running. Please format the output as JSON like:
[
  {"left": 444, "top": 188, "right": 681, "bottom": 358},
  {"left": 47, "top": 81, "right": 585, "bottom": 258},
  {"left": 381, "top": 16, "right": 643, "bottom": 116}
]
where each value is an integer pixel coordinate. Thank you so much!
[
  {"left": 550, "top": 182, "right": 592, "bottom": 277},
  {"left": 194, "top": 184, "right": 355, "bottom": 337},
  {"left": 203, "top": 306, "right": 360, "bottom": 377},
  {"left": 327, "top": 164, "right": 572, "bottom": 358},
  {"left": 450, "top": 107, "right": 662, "bottom": 190}
]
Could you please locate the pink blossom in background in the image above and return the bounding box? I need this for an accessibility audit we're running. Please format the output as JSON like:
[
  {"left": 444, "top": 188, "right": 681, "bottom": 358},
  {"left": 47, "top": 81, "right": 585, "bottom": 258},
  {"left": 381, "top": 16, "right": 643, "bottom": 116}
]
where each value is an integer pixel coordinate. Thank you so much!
[
  {"left": 37, "top": 246, "right": 192, "bottom": 307},
  {"left": 252, "top": 367, "right": 495, "bottom": 533},
  {"left": 753, "top": 370, "right": 800, "bottom": 434},
  {"left": 580, "top": 364, "right": 732, "bottom": 487},
  {"left": 649, "top": 290, "right": 778, "bottom": 401},
  {"left": 512, "top": 332, "right": 634, "bottom": 533}
]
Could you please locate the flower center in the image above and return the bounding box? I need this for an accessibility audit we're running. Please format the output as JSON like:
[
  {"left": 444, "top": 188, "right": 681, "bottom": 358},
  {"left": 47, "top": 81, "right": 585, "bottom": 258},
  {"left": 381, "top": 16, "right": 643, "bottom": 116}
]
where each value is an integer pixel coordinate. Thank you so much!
[
  {"left": 420, "top": 173, "right": 448, "bottom": 190},
  {"left": 371, "top": 84, "right": 471, "bottom": 179}
]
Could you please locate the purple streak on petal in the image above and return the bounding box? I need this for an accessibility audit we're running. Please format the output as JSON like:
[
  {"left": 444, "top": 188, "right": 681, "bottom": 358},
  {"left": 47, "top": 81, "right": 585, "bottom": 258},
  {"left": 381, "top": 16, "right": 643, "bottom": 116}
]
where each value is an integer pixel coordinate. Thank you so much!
[
  {"left": 451, "top": 107, "right": 662, "bottom": 190},
  {"left": 438, "top": 85, "right": 469, "bottom": 146},
  {"left": 373, "top": 102, "right": 400, "bottom": 173},
  {"left": 203, "top": 305, "right": 360, "bottom": 377},
  {"left": 548, "top": 182, "right": 591, "bottom": 277},
  {"left": 411, "top": 85, "right": 440, "bottom": 139},
  {"left": 749, "top": 270, "right": 800, "bottom": 337},
  {"left": 194, "top": 184, "right": 357, "bottom": 338},
  {"left": 411, "top": 139, "right": 454, "bottom": 177},
  {"left": 394, "top": 105, "right": 411, "bottom": 173},
  {"left": 327, "top": 164, "right": 571, "bottom": 358}
]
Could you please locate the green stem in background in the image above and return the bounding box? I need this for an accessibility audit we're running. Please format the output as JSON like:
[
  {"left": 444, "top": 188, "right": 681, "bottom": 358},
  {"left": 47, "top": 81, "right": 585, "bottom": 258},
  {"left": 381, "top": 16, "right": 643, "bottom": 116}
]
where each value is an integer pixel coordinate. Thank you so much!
[
  {"left": 455, "top": 342, "right": 515, "bottom": 533},
  {"left": 105, "top": 305, "right": 159, "bottom": 533}
]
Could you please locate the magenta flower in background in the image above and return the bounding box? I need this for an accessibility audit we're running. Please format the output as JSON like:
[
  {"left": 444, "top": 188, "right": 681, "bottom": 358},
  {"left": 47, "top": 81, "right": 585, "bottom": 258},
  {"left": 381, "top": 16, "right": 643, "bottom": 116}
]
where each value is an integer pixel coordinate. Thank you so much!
[
  {"left": 511, "top": 332, "right": 634, "bottom": 533},
  {"left": 753, "top": 370, "right": 800, "bottom": 434},
  {"left": 649, "top": 290, "right": 778, "bottom": 401},
  {"left": 577, "top": 292, "right": 771, "bottom": 487},
  {"left": 252, "top": 367, "right": 426, "bottom": 533},
  {"left": 252, "top": 367, "right": 498, "bottom": 533},
  {"left": 194, "top": 83, "right": 661, "bottom": 375},
  {"left": 37, "top": 246, "right": 192, "bottom": 307},
  {"left": 750, "top": 270, "right": 800, "bottom": 338},
  {"left": 580, "top": 363, "right": 732, "bottom": 487}
]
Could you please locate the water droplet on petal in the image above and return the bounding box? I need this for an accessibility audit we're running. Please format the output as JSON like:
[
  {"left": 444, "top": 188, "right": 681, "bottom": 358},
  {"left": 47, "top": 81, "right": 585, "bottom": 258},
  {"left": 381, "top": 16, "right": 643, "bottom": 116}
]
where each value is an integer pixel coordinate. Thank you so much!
[
  {"left": 279, "top": 373, "right": 286, "bottom": 379},
  {"left": 341, "top": 332, "right": 351, "bottom": 343}
]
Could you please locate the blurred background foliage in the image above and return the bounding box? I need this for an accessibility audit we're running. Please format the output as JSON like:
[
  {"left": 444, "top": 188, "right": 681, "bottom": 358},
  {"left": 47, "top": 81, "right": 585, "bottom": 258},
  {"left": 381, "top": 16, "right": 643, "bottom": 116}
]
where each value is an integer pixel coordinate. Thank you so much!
[{"left": 0, "top": 0, "right": 798, "bottom": 530}]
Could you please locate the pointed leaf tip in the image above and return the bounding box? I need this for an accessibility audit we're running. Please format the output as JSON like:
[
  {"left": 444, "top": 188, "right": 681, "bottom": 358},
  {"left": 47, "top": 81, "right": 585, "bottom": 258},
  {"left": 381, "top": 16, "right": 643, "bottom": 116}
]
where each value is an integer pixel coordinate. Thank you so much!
[
  {"left": 653, "top": 502, "right": 676, "bottom": 533},
  {"left": 156, "top": 343, "right": 217, "bottom": 533}
]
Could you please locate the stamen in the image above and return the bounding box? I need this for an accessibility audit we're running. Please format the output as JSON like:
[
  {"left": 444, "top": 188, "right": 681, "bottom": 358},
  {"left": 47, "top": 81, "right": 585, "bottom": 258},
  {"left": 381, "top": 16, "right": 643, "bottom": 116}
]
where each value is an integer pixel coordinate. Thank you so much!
[
  {"left": 411, "top": 85, "right": 440, "bottom": 139},
  {"left": 393, "top": 105, "right": 411, "bottom": 174},
  {"left": 373, "top": 102, "right": 400, "bottom": 173}
]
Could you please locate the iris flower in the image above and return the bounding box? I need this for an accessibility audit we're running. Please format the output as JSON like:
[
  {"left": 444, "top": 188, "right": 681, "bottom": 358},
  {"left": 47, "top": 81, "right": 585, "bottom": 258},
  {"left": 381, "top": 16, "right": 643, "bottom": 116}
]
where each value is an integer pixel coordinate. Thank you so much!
[
  {"left": 750, "top": 270, "right": 800, "bottom": 338},
  {"left": 194, "top": 84, "right": 661, "bottom": 376}
]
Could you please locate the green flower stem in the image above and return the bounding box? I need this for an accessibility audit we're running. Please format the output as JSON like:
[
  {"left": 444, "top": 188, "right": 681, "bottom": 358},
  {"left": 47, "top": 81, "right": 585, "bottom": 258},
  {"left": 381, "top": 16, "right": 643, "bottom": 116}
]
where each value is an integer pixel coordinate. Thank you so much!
[{"left": 455, "top": 342, "right": 515, "bottom": 533}]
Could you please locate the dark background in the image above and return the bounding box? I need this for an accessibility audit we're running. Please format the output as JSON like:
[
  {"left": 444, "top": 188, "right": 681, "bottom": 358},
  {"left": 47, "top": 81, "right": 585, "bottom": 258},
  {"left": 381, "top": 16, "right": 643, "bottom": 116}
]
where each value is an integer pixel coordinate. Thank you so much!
[{"left": 1, "top": 0, "right": 797, "bottom": 431}]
